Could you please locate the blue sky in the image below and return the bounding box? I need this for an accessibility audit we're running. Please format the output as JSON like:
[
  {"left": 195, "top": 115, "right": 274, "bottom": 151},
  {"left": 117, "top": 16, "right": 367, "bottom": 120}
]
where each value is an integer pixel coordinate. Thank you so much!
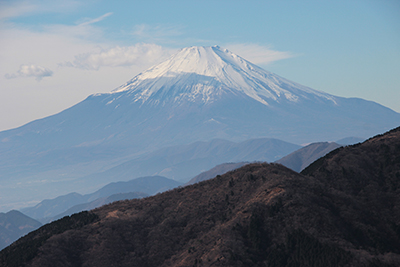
[{"left": 0, "top": 0, "right": 399, "bottom": 131}]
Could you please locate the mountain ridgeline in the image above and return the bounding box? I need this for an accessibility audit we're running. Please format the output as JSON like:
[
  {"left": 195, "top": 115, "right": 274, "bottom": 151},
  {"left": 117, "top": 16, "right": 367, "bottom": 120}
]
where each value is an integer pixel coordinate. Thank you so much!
[
  {"left": 2, "top": 127, "right": 400, "bottom": 266},
  {"left": 0, "top": 211, "right": 41, "bottom": 251},
  {"left": 0, "top": 45, "right": 399, "bottom": 212},
  {"left": 275, "top": 142, "right": 342, "bottom": 172},
  {"left": 21, "top": 176, "right": 181, "bottom": 222}
]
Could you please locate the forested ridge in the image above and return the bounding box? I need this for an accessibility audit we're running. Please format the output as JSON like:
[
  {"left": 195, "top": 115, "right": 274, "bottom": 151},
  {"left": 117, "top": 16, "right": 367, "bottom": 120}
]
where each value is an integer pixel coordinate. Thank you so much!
[{"left": 1, "top": 127, "right": 400, "bottom": 266}]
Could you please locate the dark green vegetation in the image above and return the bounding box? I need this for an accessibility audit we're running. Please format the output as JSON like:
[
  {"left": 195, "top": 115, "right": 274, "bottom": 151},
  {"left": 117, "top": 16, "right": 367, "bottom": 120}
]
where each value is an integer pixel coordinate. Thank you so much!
[{"left": 1, "top": 127, "right": 400, "bottom": 266}]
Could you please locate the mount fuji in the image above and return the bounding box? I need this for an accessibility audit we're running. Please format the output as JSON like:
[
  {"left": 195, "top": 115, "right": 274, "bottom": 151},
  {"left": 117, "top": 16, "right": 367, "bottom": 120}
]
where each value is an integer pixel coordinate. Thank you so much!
[{"left": 0, "top": 45, "right": 399, "bottom": 210}]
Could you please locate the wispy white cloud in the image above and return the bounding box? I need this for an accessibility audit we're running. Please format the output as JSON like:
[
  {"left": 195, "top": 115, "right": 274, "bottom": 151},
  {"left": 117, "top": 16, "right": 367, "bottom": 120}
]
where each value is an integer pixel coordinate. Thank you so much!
[
  {"left": 5, "top": 64, "right": 53, "bottom": 81},
  {"left": 41, "top": 12, "right": 113, "bottom": 41},
  {"left": 77, "top": 12, "right": 113, "bottom": 26},
  {"left": 225, "top": 43, "right": 295, "bottom": 65},
  {"left": 61, "top": 43, "right": 176, "bottom": 70}
]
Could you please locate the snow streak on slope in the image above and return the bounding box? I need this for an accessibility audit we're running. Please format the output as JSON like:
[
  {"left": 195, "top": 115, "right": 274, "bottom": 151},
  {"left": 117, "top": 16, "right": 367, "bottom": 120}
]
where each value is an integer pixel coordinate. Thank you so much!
[{"left": 112, "top": 46, "right": 337, "bottom": 106}]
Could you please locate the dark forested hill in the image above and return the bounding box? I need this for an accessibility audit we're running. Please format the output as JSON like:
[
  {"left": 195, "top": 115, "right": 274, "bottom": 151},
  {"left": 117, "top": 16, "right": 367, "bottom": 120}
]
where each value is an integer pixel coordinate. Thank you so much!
[{"left": 1, "top": 127, "right": 400, "bottom": 267}]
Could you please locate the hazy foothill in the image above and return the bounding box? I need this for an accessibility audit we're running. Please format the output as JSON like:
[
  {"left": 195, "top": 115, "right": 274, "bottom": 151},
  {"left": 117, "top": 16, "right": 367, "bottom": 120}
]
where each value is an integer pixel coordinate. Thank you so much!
[
  {"left": 1, "top": 127, "right": 400, "bottom": 266},
  {"left": 0, "top": 45, "right": 399, "bottom": 266}
]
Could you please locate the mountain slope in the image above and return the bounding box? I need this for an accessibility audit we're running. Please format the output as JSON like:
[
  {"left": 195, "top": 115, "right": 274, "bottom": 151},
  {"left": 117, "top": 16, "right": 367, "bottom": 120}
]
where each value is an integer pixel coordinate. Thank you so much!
[
  {"left": 0, "top": 45, "right": 399, "bottom": 212},
  {"left": 336, "top": 136, "right": 365, "bottom": 145},
  {"left": 113, "top": 46, "right": 337, "bottom": 106},
  {"left": 185, "top": 162, "right": 248, "bottom": 185},
  {"left": 80, "top": 137, "right": 300, "bottom": 186},
  {"left": 43, "top": 192, "right": 148, "bottom": 224},
  {"left": 2, "top": 127, "right": 400, "bottom": 266},
  {"left": 0, "top": 211, "right": 41, "bottom": 250},
  {"left": 21, "top": 176, "right": 180, "bottom": 221},
  {"left": 19, "top": 193, "right": 88, "bottom": 220},
  {"left": 275, "top": 142, "right": 342, "bottom": 172}
]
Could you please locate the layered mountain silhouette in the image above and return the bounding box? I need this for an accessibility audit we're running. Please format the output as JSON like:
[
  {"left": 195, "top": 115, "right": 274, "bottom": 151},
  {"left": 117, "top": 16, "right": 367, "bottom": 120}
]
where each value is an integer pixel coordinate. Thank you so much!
[
  {"left": 2, "top": 127, "right": 399, "bottom": 266},
  {"left": 275, "top": 137, "right": 366, "bottom": 172},
  {"left": 185, "top": 162, "right": 248, "bottom": 185},
  {"left": 1, "top": 176, "right": 179, "bottom": 249},
  {"left": 0, "top": 45, "right": 399, "bottom": 211},
  {"left": 39, "top": 191, "right": 148, "bottom": 224},
  {"left": 0, "top": 211, "right": 41, "bottom": 251},
  {"left": 336, "top": 136, "right": 365, "bottom": 145},
  {"left": 79, "top": 137, "right": 300, "bottom": 188},
  {"left": 275, "top": 142, "right": 342, "bottom": 172},
  {"left": 21, "top": 176, "right": 180, "bottom": 222}
]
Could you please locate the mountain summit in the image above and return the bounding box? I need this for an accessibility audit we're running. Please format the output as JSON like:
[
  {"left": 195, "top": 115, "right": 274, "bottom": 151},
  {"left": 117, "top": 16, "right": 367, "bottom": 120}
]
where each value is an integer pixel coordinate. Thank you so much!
[
  {"left": 0, "top": 46, "right": 399, "bottom": 211},
  {"left": 81, "top": 45, "right": 399, "bottom": 147},
  {"left": 112, "top": 46, "right": 335, "bottom": 106}
]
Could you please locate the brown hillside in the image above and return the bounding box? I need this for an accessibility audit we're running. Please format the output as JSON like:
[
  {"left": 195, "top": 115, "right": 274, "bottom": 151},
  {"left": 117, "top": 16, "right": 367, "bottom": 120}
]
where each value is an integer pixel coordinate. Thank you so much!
[
  {"left": 1, "top": 127, "right": 400, "bottom": 266},
  {"left": 302, "top": 126, "right": 400, "bottom": 261}
]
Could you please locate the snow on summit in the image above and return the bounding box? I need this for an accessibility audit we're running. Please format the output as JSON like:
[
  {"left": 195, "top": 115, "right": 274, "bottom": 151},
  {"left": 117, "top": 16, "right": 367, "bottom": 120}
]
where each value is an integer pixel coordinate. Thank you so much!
[{"left": 112, "top": 46, "right": 336, "bottom": 106}]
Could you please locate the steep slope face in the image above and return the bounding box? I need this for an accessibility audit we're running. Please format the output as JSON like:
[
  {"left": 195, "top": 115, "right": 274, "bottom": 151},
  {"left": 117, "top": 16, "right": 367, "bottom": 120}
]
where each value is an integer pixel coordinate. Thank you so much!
[
  {"left": 276, "top": 142, "right": 342, "bottom": 172},
  {"left": 303, "top": 127, "right": 400, "bottom": 194},
  {"left": 2, "top": 127, "right": 400, "bottom": 266},
  {"left": 302, "top": 127, "right": 400, "bottom": 256},
  {"left": 113, "top": 46, "right": 337, "bottom": 106},
  {"left": 0, "top": 45, "right": 399, "bottom": 212}
]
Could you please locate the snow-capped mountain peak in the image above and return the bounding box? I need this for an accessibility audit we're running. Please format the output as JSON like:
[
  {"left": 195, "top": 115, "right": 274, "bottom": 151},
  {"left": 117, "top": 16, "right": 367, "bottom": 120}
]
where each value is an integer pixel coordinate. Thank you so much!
[{"left": 112, "top": 45, "right": 336, "bottom": 106}]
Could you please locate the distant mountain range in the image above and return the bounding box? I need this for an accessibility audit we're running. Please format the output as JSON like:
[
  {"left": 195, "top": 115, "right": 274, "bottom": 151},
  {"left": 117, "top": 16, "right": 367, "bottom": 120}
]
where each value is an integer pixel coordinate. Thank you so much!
[
  {"left": 40, "top": 192, "right": 148, "bottom": 224},
  {"left": 275, "top": 142, "right": 342, "bottom": 172},
  {"left": 336, "top": 136, "right": 365, "bottom": 145},
  {"left": 19, "top": 137, "right": 359, "bottom": 224},
  {"left": 274, "top": 136, "right": 365, "bottom": 172},
  {"left": 21, "top": 176, "right": 181, "bottom": 222},
  {"left": 1, "top": 45, "right": 399, "bottom": 212},
  {"left": 185, "top": 162, "right": 248, "bottom": 185},
  {"left": 4, "top": 136, "right": 364, "bottom": 250},
  {"left": 0, "top": 210, "right": 41, "bottom": 251},
  {"left": 0, "top": 176, "right": 179, "bottom": 250},
  {"left": 2, "top": 127, "right": 399, "bottom": 266},
  {"left": 79, "top": 137, "right": 300, "bottom": 188}
]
